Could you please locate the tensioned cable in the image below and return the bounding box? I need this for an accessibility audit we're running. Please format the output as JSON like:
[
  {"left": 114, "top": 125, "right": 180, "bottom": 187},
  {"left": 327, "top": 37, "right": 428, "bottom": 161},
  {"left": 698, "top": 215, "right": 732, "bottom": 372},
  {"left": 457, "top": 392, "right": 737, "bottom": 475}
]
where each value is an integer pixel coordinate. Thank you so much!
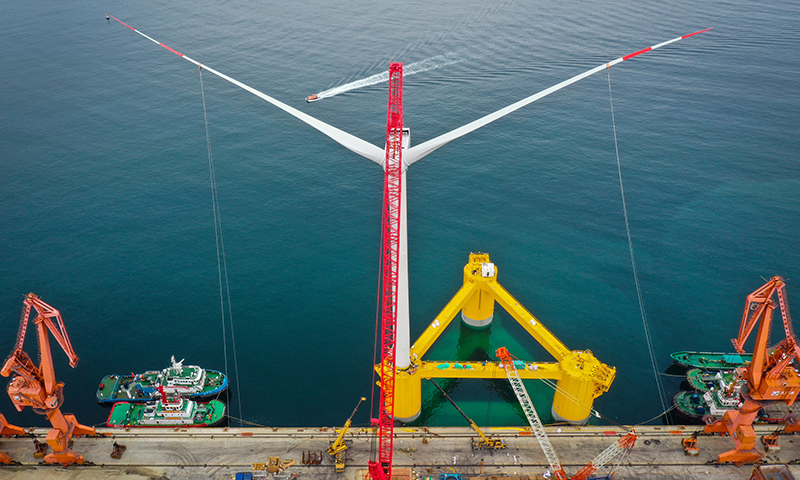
[
  {"left": 634, "top": 404, "right": 678, "bottom": 426},
  {"left": 606, "top": 68, "right": 668, "bottom": 416},
  {"left": 370, "top": 216, "right": 384, "bottom": 419},
  {"left": 369, "top": 176, "right": 390, "bottom": 462},
  {"left": 199, "top": 65, "right": 244, "bottom": 426}
]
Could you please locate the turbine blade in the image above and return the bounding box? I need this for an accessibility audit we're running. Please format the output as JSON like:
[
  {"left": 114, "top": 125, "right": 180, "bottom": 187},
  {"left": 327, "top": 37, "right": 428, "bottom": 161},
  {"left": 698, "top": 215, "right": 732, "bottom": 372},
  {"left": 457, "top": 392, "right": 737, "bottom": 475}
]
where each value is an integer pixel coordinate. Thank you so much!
[
  {"left": 404, "top": 28, "right": 712, "bottom": 166},
  {"left": 111, "top": 16, "right": 385, "bottom": 164}
]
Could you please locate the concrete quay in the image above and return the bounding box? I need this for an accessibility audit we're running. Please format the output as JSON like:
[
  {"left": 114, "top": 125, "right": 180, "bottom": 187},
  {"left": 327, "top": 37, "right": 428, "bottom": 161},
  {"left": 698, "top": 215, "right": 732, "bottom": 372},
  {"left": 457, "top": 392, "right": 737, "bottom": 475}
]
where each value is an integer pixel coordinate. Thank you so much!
[{"left": 0, "top": 425, "right": 797, "bottom": 480}]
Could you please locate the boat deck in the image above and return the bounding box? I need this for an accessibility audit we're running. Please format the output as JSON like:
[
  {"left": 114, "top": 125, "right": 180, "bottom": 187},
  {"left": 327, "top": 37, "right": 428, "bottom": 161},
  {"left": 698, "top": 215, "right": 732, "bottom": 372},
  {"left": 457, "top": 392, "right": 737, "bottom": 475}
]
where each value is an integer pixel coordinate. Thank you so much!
[{"left": 1, "top": 425, "right": 799, "bottom": 479}]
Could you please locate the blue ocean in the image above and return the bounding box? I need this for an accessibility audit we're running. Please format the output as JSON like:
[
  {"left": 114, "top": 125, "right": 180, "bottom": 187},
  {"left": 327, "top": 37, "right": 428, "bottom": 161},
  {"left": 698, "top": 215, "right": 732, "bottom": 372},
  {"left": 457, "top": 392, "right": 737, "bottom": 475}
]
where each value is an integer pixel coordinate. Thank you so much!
[{"left": 1, "top": 0, "right": 799, "bottom": 429}]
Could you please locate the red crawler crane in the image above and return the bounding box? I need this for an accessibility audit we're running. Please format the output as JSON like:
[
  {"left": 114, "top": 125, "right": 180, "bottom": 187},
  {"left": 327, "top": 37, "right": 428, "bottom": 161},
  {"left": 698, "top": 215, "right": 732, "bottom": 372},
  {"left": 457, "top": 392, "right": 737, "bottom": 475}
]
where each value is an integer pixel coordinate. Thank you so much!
[
  {"left": 704, "top": 277, "right": 800, "bottom": 464},
  {"left": 1, "top": 293, "right": 97, "bottom": 465},
  {"left": 368, "top": 62, "right": 404, "bottom": 480}
]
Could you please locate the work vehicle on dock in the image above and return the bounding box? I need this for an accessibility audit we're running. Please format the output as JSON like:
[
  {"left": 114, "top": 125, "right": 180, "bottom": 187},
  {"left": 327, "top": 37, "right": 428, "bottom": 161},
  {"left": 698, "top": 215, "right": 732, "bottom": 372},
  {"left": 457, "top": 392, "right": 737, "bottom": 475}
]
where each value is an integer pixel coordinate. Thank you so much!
[
  {"left": 96, "top": 356, "right": 227, "bottom": 403},
  {"left": 328, "top": 397, "right": 366, "bottom": 472}
]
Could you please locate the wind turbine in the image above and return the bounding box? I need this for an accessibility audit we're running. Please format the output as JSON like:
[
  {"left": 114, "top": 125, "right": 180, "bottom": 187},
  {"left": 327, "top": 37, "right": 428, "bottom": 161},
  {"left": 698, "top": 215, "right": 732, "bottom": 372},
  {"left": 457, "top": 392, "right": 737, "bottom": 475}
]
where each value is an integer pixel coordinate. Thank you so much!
[{"left": 111, "top": 17, "right": 710, "bottom": 421}]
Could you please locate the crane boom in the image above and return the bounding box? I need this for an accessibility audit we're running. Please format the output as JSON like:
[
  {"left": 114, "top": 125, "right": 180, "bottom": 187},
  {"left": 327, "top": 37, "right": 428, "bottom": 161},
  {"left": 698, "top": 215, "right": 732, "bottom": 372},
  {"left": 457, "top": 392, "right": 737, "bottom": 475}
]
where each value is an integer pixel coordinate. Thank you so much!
[
  {"left": 427, "top": 378, "right": 506, "bottom": 449},
  {"left": 368, "top": 62, "right": 403, "bottom": 480},
  {"left": 496, "top": 347, "right": 568, "bottom": 480},
  {"left": 328, "top": 397, "right": 366, "bottom": 457},
  {"left": 570, "top": 432, "right": 637, "bottom": 480},
  {"left": 329, "top": 397, "right": 366, "bottom": 473}
]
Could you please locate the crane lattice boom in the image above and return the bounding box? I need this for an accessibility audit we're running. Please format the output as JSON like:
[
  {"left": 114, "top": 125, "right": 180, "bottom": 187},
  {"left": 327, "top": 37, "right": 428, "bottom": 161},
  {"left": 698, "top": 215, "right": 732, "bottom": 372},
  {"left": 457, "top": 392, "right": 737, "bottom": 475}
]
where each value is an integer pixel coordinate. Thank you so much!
[
  {"left": 496, "top": 347, "right": 568, "bottom": 480},
  {"left": 570, "top": 432, "right": 637, "bottom": 480},
  {"left": 368, "top": 62, "right": 404, "bottom": 480}
]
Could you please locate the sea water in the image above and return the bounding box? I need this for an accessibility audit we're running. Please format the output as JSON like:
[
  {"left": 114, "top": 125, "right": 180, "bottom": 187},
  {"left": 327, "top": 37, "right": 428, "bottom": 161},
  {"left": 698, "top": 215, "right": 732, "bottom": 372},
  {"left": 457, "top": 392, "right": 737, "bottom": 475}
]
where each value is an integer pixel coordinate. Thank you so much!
[{"left": 1, "top": 0, "right": 799, "bottom": 429}]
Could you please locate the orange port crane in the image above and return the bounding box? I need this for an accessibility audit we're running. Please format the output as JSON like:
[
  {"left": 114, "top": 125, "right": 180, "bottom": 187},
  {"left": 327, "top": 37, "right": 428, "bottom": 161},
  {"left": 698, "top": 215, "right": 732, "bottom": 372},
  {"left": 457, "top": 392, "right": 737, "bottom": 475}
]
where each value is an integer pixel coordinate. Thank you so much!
[
  {"left": 704, "top": 276, "right": 800, "bottom": 464},
  {"left": 0, "top": 293, "right": 97, "bottom": 465},
  {"left": 496, "top": 347, "right": 637, "bottom": 480},
  {"left": 368, "top": 62, "right": 404, "bottom": 480}
]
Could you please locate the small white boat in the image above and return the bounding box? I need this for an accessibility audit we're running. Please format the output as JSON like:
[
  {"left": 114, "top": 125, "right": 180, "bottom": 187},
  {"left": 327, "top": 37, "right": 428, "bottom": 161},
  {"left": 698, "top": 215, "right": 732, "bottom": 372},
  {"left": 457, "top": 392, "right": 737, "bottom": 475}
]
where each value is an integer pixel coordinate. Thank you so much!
[{"left": 306, "top": 94, "right": 320, "bottom": 103}]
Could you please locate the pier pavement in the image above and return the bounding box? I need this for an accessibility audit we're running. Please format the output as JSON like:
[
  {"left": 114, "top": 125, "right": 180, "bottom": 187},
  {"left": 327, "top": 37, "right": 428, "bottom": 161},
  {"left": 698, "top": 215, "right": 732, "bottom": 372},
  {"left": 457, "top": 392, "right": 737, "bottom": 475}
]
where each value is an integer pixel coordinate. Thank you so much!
[{"left": 0, "top": 425, "right": 797, "bottom": 479}]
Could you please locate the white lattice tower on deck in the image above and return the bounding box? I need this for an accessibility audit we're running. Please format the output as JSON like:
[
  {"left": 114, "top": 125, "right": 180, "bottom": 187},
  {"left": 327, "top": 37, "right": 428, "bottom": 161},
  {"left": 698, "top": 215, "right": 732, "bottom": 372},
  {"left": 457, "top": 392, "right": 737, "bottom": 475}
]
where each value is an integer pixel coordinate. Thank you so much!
[{"left": 496, "top": 347, "right": 568, "bottom": 480}]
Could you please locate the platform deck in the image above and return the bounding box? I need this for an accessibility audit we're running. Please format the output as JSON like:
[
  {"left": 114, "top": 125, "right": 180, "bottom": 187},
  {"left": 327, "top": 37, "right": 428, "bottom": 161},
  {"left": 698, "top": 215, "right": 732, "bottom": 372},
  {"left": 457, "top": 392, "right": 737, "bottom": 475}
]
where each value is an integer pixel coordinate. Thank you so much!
[{"left": 0, "top": 425, "right": 797, "bottom": 479}]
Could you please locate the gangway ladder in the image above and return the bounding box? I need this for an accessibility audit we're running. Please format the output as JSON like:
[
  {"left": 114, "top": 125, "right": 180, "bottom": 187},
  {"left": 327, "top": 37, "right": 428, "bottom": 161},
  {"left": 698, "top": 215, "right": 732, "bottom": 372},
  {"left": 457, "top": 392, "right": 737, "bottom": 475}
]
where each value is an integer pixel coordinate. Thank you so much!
[{"left": 496, "top": 347, "right": 568, "bottom": 480}]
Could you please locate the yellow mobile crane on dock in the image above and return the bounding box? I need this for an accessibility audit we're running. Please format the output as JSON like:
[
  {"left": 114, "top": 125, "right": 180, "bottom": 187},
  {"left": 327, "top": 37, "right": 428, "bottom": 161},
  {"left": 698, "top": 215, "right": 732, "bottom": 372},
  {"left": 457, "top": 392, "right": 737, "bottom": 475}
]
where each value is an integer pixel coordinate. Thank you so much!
[
  {"left": 328, "top": 397, "right": 365, "bottom": 472},
  {"left": 427, "top": 378, "right": 506, "bottom": 450}
]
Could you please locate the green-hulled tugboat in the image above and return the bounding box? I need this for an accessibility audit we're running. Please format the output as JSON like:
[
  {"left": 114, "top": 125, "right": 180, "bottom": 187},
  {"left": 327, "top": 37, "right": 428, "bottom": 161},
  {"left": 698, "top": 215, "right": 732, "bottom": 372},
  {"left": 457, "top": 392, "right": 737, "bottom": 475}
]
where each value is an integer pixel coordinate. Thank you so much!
[
  {"left": 107, "top": 388, "right": 226, "bottom": 427},
  {"left": 670, "top": 351, "right": 751, "bottom": 371}
]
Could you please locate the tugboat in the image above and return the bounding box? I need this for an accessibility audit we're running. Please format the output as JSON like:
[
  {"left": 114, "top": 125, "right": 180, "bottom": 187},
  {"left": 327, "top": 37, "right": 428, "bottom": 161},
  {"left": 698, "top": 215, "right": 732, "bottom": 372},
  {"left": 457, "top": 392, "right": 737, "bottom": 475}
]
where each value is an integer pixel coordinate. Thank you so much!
[
  {"left": 673, "top": 367, "right": 745, "bottom": 423},
  {"left": 670, "top": 351, "right": 752, "bottom": 371},
  {"left": 686, "top": 368, "right": 736, "bottom": 392},
  {"left": 96, "top": 356, "right": 227, "bottom": 404},
  {"left": 106, "top": 387, "right": 226, "bottom": 427}
]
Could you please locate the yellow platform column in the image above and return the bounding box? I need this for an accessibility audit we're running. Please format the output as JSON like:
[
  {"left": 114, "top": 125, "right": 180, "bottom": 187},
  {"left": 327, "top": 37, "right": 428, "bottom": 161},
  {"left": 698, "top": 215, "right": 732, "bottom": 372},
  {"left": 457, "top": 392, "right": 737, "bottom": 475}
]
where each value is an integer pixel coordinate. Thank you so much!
[
  {"left": 460, "top": 253, "right": 496, "bottom": 329},
  {"left": 393, "top": 369, "right": 421, "bottom": 422},
  {"left": 550, "top": 350, "right": 615, "bottom": 425}
]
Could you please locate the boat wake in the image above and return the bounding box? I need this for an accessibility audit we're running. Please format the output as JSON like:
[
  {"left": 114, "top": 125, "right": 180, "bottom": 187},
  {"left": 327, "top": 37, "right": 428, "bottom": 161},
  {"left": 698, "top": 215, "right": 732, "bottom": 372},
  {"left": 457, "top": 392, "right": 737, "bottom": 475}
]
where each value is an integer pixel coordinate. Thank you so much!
[{"left": 309, "top": 51, "right": 469, "bottom": 102}]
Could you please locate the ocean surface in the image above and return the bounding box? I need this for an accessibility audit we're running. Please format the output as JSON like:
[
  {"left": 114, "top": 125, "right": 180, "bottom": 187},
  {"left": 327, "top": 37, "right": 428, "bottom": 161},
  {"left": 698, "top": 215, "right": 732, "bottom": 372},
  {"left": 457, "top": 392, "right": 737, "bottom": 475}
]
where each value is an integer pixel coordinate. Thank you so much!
[{"left": 1, "top": 0, "right": 799, "bottom": 429}]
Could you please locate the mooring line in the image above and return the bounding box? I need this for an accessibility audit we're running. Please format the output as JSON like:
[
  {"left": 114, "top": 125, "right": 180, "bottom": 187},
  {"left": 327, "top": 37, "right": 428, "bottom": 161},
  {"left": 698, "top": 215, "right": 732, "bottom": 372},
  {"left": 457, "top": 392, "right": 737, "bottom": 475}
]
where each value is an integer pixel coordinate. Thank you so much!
[
  {"left": 607, "top": 68, "right": 668, "bottom": 416},
  {"left": 199, "top": 66, "right": 244, "bottom": 427}
]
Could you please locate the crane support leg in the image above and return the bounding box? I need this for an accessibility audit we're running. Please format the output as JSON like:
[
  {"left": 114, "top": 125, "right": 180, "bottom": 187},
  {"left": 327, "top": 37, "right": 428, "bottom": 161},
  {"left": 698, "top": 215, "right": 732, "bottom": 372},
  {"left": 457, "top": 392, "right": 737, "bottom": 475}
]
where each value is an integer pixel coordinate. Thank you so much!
[
  {"left": 0, "top": 414, "right": 25, "bottom": 437},
  {"left": 705, "top": 397, "right": 764, "bottom": 464},
  {"left": 43, "top": 410, "right": 95, "bottom": 465}
]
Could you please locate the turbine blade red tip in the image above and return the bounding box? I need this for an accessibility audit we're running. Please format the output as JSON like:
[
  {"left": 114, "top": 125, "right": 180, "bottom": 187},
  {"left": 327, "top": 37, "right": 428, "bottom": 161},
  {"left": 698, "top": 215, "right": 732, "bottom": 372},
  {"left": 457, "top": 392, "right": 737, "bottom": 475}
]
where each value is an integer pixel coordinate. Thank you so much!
[
  {"left": 623, "top": 47, "right": 652, "bottom": 61},
  {"left": 683, "top": 27, "right": 713, "bottom": 39},
  {"left": 110, "top": 15, "right": 135, "bottom": 31},
  {"left": 159, "top": 43, "right": 184, "bottom": 57}
]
